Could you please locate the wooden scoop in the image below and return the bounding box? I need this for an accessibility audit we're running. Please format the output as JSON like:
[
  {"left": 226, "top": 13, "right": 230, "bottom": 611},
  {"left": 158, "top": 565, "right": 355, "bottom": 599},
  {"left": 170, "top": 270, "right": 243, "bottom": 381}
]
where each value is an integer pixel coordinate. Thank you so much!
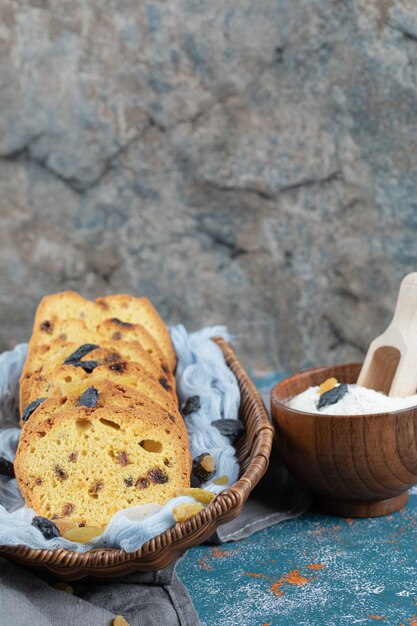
[{"left": 357, "top": 272, "right": 417, "bottom": 397}]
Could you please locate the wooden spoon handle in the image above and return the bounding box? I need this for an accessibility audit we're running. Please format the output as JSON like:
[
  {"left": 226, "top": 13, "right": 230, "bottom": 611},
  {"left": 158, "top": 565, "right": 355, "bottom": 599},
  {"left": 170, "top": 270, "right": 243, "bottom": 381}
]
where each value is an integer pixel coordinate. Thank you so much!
[
  {"left": 389, "top": 272, "right": 417, "bottom": 336},
  {"left": 357, "top": 272, "right": 417, "bottom": 397}
]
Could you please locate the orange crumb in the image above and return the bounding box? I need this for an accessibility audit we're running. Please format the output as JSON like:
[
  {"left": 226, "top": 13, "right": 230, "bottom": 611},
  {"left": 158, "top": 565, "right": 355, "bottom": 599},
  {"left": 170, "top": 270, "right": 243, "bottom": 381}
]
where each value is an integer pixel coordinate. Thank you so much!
[
  {"left": 197, "top": 556, "right": 213, "bottom": 571},
  {"left": 198, "top": 546, "right": 239, "bottom": 569},
  {"left": 284, "top": 569, "right": 310, "bottom": 585},
  {"left": 270, "top": 569, "right": 312, "bottom": 597},
  {"left": 243, "top": 567, "right": 318, "bottom": 599},
  {"left": 270, "top": 582, "right": 284, "bottom": 598},
  {"left": 211, "top": 547, "right": 234, "bottom": 559},
  {"left": 368, "top": 617, "right": 385, "bottom": 621},
  {"left": 307, "top": 563, "right": 326, "bottom": 570}
]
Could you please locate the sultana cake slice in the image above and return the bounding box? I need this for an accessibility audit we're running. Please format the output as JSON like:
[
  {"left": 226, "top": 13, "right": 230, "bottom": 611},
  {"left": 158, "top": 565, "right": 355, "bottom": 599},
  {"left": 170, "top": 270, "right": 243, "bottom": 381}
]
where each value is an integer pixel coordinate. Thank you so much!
[
  {"left": 27, "top": 360, "right": 178, "bottom": 416},
  {"left": 20, "top": 317, "right": 171, "bottom": 412},
  {"left": 32, "top": 291, "right": 176, "bottom": 371},
  {"left": 15, "top": 404, "right": 191, "bottom": 527},
  {"left": 24, "top": 316, "right": 169, "bottom": 371},
  {"left": 21, "top": 381, "right": 182, "bottom": 428},
  {"left": 20, "top": 340, "right": 174, "bottom": 413}
]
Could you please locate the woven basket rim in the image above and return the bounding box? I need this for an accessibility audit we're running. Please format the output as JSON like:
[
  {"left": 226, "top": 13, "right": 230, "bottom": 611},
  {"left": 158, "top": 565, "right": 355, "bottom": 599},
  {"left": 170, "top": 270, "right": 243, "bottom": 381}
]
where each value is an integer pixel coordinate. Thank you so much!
[{"left": 0, "top": 338, "right": 274, "bottom": 574}]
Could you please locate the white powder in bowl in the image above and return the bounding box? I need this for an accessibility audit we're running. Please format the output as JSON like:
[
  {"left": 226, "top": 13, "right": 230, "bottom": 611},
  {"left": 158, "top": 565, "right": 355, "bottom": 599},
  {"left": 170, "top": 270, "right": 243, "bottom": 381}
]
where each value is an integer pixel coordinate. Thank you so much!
[{"left": 287, "top": 384, "right": 417, "bottom": 415}]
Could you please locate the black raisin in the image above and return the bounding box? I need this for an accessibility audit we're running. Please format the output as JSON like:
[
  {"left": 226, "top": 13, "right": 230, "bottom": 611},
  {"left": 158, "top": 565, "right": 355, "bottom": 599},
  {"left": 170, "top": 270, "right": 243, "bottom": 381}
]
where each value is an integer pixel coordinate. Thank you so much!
[
  {"left": 167, "top": 413, "right": 176, "bottom": 422},
  {"left": 115, "top": 451, "right": 130, "bottom": 466},
  {"left": 64, "top": 343, "right": 99, "bottom": 365},
  {"left": 182, "top": 396, "right": 201, "bottom": 416},
  {"left": 162, "top": 363, "right": 170, "bottom": 375},
  {"left": 89, "top": 480, "right": 103, "bottom": 494},
  {"left": 0, "top": 457, "right": 14, "bottom": 478},
  {"left": 159, "top": 377, "right": 172, "bottom": 391},
  {"left": 104, "top": 352, "right": 121, "bottom": 363},
  {"left": 318, "top": 384, "right": 349, "bottom": 409},
  {"left": 108, "top": 362, "right": 127, "bottom": 373},
  {"left": 39, "top": 320, "right": 53, "bottom": 334},
  {"left": 148, "top": 467, "right": 169, "bottom": 484},
  {"left": 190, "top": 473, "right": 201, "bottom": 487},
  {"left": 78, "top": 386, "right": 99, "bottom": 408},
  {"left": 111, "top": 318, "right": 133, "bottom": 328},
  {"left": 71, "top": 359, "right": 98, "bottom": 373},
  {"left": 212, "top": 419, "right": 244, "bottom": 444},
  {"left": 124, "top": 477, "right": 134, "bottom": 487},
  {"left": 192, "top": 453, "right": 215, "bottom": 483},
  {"left": 31, "top": 516, "right": 60, "bottom": 540},
  {"left": 136, "top": 477, "right": 150, "bottom": 489},
  {"left": 54, "top": 465, "right": 68, "bottom": 481},
  {"left": 21, "top": 397, "right": 47, "bottom": 423},
  {"left": 62, "top": 503, "right": 74, "bottom": 516}
]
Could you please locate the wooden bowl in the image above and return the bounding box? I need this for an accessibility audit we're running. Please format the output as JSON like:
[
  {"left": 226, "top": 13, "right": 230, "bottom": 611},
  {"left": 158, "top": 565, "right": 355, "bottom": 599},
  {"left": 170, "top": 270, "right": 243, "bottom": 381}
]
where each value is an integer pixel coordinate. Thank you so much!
[
  {"left": 0, "top": 339, "right": 274, "bottom": 581},
  {"left": 271, "top": 362, "right": 417, "bottom": 518}
]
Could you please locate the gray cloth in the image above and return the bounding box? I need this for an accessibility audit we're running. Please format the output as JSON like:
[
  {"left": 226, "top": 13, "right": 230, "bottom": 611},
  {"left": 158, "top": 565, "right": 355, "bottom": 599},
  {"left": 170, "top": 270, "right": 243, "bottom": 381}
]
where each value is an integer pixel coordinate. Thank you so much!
[
  {"left": 0, "top": 557, "right": 198, "bottom": 626},
  {"left": 0, "top": 383, "right": 311, "bottom": 626}
]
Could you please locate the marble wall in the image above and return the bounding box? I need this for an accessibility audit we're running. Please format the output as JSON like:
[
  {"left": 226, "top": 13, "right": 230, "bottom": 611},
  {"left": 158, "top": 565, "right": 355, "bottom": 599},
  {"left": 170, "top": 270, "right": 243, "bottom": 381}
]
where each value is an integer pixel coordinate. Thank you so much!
[{"left": 1, "top": 0, "right": 416, "bottom": 370}]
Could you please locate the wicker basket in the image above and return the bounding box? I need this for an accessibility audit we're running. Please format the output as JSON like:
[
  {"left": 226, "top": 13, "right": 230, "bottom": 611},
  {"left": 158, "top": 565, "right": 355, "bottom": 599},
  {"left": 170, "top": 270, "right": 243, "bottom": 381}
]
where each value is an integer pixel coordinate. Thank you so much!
[{"left": 0, "top": 339, "right": 274, "bottom": 580}]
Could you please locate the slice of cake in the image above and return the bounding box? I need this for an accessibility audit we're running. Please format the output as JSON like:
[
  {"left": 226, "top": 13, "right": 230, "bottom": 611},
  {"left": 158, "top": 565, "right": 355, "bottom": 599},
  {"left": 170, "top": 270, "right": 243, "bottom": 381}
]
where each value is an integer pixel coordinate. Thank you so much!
[
  {"left": 20, "top": 381, "right": 182, "bottom": 428},
  {"left": 15, "top": 404, "right": 191, "bottom": 527},
  {"left": 20, "top": 318, "right": 171, "bottom": 413},
  {"left": 20, "top": 340, "right": 174, "bottom": 412},
  {"left": 27, "top": 361, "right": 178, "bottom": 416},
  {"left": 32, "top": 292, "right": 176, "bottom": 371}
]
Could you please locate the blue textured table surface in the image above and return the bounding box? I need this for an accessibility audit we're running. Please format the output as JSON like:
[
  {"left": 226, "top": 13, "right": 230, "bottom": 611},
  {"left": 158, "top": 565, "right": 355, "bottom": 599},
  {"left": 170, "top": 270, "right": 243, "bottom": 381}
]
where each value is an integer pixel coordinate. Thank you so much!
[
  {"left": 177, "top": 373, "right": 417, "bottom": 626},
  {"left": 178, "top": 493, "right": 417, "bottom": 625}
]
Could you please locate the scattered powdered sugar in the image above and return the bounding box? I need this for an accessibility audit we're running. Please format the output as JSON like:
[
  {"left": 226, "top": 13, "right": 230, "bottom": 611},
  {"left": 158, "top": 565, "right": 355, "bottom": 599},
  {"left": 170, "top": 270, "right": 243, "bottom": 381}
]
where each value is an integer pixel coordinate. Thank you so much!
[{"left": 287, "top": 384, "right": 417, "bottom": 415}]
